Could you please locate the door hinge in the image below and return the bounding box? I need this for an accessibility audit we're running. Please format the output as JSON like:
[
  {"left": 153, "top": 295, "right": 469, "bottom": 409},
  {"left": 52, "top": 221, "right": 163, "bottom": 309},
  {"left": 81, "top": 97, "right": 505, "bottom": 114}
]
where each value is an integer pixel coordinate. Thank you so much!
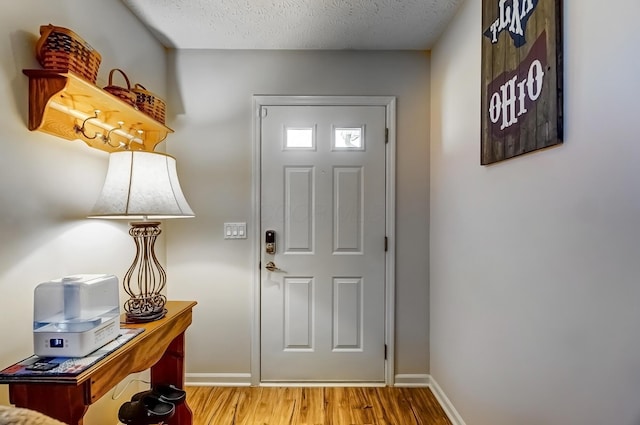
[
  {"left": 384, "top": 344, "right": 388, "bottom": 360},
  {"left": 385, "top": 128, "right": 389, "bottom": 144},
  {"left": 384, "top": 236, "right": 388, "bottom": 252}
]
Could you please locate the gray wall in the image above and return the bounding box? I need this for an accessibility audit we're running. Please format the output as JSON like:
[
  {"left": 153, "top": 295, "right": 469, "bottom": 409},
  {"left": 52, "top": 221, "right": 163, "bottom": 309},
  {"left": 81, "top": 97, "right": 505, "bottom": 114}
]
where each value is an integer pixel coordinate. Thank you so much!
[
  {"left": 430, "top": 0, "right": 640, "bottom": 424},
  {"left": 164, "top": 50, "right": 432, "bottom": 383}
]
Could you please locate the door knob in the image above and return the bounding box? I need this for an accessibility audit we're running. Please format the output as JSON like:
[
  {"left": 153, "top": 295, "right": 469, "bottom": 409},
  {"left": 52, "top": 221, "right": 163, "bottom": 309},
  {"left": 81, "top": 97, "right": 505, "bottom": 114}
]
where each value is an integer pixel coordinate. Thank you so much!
[{"left": 265, "top": 261, "right": 281, "bottom": 272}]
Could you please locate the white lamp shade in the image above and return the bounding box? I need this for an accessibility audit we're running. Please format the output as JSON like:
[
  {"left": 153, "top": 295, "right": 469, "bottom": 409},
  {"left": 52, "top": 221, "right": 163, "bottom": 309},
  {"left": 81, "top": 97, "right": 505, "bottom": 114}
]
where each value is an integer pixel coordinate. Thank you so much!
[{"left": 89, "top": 151, "right": 194, "bottom": 219}]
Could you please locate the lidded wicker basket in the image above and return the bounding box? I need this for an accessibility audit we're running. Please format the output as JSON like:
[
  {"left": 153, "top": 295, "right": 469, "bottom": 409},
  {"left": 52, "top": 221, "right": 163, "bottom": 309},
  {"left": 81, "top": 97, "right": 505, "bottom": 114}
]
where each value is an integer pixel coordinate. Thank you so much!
[
  {"left": 103, "top": 69, "right": 137, "bottom": 107},
  {"left": 133, "top": 84, "right": 166, "bottom": 124},
  {"left": 35, "top": 24, "right": 102, "bottom": 84}
]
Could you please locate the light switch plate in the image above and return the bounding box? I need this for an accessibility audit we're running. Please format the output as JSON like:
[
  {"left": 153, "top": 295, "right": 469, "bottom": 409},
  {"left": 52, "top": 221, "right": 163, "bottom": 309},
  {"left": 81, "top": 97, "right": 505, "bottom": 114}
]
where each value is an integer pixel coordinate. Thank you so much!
[{"left": 224, "top": 222, "right": 247, "bottom": 239}]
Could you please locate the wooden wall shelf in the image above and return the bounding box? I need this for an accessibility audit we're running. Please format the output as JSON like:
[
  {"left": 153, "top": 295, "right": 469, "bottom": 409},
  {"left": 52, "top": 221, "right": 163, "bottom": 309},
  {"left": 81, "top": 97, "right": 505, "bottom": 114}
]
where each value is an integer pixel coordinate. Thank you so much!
[{"left": 23, "top": 70, "right": 173, "bottom": 153}]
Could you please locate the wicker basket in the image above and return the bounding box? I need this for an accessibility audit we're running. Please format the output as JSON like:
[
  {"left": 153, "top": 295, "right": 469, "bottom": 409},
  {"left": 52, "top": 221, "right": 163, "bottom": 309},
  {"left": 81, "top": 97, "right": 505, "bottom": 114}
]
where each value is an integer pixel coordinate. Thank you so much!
[
  {"left": 35, "top": 24, "right": 102, "bottom": 84},
  {"left": 103, "top": 69, "right": 137, "bottom": 107},
  {"left": 133, "top": 84, "right": 166, "bottom": 124}
]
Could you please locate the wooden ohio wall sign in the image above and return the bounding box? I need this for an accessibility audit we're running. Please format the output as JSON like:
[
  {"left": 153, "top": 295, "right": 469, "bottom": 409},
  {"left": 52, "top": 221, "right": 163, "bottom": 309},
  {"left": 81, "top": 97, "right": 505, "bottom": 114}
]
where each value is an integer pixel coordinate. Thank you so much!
[{"left": 481, "top": 0, "right": 563, "bottom": 165}]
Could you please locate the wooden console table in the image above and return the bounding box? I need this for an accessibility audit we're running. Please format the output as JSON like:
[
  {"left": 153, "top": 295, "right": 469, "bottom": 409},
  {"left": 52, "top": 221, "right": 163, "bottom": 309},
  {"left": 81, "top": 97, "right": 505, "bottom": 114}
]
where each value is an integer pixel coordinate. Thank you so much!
[{"left": 2, "top": 300, "right": 197, "bottom": 425}]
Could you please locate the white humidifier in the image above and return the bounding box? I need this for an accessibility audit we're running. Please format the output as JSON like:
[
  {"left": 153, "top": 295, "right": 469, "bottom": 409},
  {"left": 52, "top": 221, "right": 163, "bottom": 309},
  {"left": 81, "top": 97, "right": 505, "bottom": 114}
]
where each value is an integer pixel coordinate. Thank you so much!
[{"left": 33, "top": 274, "right": 120, "bottom": 358}]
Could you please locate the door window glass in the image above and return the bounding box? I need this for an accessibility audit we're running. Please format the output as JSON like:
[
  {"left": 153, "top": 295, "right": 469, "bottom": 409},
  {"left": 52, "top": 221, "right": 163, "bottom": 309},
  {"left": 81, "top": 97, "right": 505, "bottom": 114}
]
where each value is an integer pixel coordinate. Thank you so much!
[
  {"left": 285, "top": 127, "right": 315, "bottom": 150},
  {"left": 333, "top": 127, "right": 364, "bottom": 150}
]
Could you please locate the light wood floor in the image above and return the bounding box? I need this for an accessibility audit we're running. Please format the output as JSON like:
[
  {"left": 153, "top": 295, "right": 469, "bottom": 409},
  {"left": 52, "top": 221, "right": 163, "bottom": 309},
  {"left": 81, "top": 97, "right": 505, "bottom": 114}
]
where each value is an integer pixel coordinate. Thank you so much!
[{"left": 185, "top": 386, "right": 453, "bottom": 425}]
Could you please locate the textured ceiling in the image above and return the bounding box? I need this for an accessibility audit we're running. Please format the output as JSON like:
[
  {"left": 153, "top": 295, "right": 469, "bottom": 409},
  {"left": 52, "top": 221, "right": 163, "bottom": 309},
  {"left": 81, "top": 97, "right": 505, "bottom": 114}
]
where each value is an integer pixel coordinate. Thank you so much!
[{"left": 121, "top": 0, "right": 463, "bottom": 50}]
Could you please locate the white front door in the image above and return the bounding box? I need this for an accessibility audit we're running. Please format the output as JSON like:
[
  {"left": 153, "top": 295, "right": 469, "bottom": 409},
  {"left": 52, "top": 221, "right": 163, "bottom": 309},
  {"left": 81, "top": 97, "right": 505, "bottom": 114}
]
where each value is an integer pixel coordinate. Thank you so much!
[{"left": 259, "top": 102, "right": 389, "bottom": 382}]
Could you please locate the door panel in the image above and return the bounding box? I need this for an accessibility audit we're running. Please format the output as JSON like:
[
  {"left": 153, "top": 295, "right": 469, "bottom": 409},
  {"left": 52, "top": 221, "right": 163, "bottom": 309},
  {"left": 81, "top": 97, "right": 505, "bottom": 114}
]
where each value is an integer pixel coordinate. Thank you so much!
[
  {"left": 284, "top": 167, "right": 314, "bottom": 252},
  {"left": 334, "top": 166, "right": 363, "bottom": 253},
  {"left": 284, "top": 277, "right": 314, "bottom": 350},
  {"left": 260, "top": 104, "right": 386, "bottom": 382},
  {"left": 333, "top": 277, "right": 363, "bottom": 350}
]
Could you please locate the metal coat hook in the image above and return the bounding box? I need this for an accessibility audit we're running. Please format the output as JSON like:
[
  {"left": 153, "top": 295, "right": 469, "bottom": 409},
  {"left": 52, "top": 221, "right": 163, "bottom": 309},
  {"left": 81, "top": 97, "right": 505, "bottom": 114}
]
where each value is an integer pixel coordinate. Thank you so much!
[
  {"left": 74, "top": 110, "right": 102, "bottom": 139},
  {"left": 102, "top": 121, "right": 127, "bottom": 149},
  {"left": 129, "top": 129, "right": 145, "bottom": 147}
]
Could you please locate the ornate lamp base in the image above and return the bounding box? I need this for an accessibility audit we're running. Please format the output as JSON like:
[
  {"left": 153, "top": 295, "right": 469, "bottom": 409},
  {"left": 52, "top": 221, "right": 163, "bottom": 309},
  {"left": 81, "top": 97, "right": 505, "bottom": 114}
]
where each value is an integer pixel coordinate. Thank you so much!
[
  {"left": 125, "top": 307, "right": 168, "bottom": 323},
  {"left": 123, "top": 221, "right": 168, "bottom": 323}
]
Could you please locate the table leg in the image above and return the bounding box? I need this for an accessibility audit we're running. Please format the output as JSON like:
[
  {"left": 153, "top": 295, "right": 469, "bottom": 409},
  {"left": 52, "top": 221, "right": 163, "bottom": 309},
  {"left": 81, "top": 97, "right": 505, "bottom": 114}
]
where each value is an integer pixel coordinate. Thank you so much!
[
  {"left": 9, "top": 383, "right": 88, "bottom": 425},
  {"left": 150, "top": 332, "right": 193, "bottom": 425}
]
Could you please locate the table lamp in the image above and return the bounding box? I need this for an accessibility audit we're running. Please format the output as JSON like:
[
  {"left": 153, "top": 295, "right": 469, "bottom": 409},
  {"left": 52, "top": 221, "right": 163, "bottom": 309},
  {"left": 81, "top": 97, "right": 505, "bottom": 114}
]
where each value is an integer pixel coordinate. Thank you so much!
[{"left": 89, "top": 151, "right": 194, "bottom": 323}]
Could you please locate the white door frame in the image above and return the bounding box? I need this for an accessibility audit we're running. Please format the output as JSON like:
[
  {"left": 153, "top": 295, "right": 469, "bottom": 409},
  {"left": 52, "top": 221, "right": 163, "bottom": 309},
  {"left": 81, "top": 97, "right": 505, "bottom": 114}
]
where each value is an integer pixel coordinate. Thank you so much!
[{"left": 251, "top": 95, "right": 396, "bottom": 386}]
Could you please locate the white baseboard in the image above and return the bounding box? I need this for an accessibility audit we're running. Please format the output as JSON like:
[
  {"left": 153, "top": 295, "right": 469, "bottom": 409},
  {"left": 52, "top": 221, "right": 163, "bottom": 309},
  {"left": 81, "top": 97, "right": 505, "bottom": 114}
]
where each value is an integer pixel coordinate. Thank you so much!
[
  {"left": 185, "top": 373, "right": 252, "bottom": 387},
  {"left": 427, "top": 376, "right": 467, "bottom": 425},
  {"left": 394, "top": 373, "right": 430, "bottom": 387},
  {"left": 393, "top": 374, "right": 465, "bottom": 425}
]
